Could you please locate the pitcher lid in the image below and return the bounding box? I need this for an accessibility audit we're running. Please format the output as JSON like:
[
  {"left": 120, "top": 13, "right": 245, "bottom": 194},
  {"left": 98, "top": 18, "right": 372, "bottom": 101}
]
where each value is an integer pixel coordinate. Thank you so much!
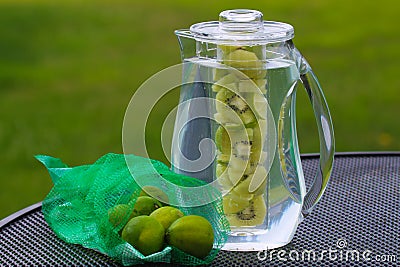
[{"left": 178, "top": 9, "right": 294, "bottom": 45}]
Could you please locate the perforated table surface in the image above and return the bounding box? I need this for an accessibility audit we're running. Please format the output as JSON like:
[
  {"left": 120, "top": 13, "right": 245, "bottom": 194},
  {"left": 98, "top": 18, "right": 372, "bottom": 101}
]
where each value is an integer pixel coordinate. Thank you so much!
[{"left": 1, "top": 152, "right": 399, "bottom": 266}]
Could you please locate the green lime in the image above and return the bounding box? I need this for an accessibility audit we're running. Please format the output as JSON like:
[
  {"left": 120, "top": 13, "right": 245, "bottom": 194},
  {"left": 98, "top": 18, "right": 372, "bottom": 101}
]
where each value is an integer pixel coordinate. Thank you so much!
[
  {"left": 150, "top": 206, "right": 184, "bottom": 230},
  {"left": 139, "top": 186, "right": 169, "bottom": 205},
  {"left": 166, "top": 215, "right": 214, "bottom": 259},
  {"left": 122, "top": 215, "right": 165, "bottom": 256},
  {"left": 131, "top": 196, "right": 162, "bottom": 217},
  {"left": 108, "top": 204, "right": 131, "bottom": 227}
]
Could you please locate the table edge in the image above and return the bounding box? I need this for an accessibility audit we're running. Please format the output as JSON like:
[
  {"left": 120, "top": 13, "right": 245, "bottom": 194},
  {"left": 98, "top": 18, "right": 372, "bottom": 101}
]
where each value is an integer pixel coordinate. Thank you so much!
[
  {"left": 0, "top": 202, "right": 42, "bottom": 228},
  {"left": 302, "top": 151, "right": 400, "bottom": 158}
]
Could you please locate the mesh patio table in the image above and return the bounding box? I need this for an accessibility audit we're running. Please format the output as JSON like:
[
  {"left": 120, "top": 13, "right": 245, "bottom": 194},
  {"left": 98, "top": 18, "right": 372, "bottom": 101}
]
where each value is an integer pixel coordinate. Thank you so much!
[{"left": 1, "top": 152, "right": 399, "bottom": 266}]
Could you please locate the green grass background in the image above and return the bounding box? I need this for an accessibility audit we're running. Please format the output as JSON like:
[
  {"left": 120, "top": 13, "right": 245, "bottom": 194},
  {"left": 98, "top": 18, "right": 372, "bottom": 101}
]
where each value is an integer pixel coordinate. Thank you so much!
[{"left": 0, "top": 0, "right": 399, "bottom": 219}]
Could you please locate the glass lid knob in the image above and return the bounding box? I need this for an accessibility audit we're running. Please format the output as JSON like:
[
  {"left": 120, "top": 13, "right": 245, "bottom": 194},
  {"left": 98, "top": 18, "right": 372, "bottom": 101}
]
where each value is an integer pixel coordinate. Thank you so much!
[{"left": 219, "top": 9, "right": 264, "bottom": 33}]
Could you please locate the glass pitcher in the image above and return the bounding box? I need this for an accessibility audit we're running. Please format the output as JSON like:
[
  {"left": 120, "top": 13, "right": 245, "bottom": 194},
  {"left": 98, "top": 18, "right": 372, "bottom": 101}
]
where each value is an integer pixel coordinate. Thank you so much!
[{"left": 172, "top": 9, "right": 334, "bottom": 250}]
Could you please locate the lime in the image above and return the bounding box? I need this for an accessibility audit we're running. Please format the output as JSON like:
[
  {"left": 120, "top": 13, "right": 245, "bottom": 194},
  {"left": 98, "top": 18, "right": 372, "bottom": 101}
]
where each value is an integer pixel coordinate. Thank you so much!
[
  {"left": 166, "top": 215, "right": 214, "bottom": 259},
  {"left": 150, "top": 206, "right": 184, "bottom": 230},
  {"left": 108, "top": 204, "right": 131, "bottom": 227},
  {"left": 139, "top": 186, "right": 169, "bottom": 205},
  {"left": 131, "top": 196, "right": 162, "bottom": 217},
  {"left": 121, "top": 215, "right": 165, "bottom": 256}
]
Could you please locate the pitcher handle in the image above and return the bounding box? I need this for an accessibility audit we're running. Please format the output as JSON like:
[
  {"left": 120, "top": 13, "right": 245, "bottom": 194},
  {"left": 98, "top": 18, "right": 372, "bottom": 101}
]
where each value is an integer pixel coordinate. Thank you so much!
[{"left": 293, "top": 46, "right": 335, "bottom": 217}]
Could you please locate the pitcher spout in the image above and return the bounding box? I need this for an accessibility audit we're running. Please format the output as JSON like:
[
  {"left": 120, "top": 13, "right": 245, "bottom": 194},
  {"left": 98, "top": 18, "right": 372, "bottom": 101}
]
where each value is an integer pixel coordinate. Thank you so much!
[{"left": 175, "top": 29, "right": 197, "bottom": 61}]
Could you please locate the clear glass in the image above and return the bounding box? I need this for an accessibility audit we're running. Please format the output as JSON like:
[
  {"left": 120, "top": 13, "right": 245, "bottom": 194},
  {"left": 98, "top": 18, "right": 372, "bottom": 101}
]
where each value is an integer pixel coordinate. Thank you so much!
[{"left": 172, "top": 9, "right": 334, "bottom": 251}]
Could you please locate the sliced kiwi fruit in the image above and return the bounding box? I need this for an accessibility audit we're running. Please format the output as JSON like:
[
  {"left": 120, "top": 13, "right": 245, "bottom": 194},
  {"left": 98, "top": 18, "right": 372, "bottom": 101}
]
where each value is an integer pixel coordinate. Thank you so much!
[
  {"left": 213, "top": 81, "right": 238, "bottom": 94},
  {"left": 215, "top": 126, "right": 231, "bottom": 155},
  {"left": 216, "top": 88, "right": 256, "bottom": 126},
  {"left": 248, "top": 166, "right": 268, "bottom": 193},
  {"left": 231, "top": 128, "right": 254, "bottom": 158},
  {"left": 215, "top": 124, "right": 252, "bottom": 152},
  {"left": 217, "top": 153, "right": 230, "bottom": 164},
  {"left": 212, "top": 73, "right": 239, "bottom": 92},
  {"left": 226, "top": 195, "right": 266, "bottom": 227},
  {"left": 249, "top": 151, "right": 268, "bottom": 173},
  {"left": 216, "top": 163, "right": 233, "bottom": 190},
  {"left": 238, "top": 79, "right": 266, "bottom": 94},
  {"left": 225, "top": 151, "right": 265, "bottom": 182},
  {"left": 231, "top": 166, "right": 267, "bottom": 195},
  {"left": 224, "top": 49, "right": 259, "bottom": 67},
  {"left": 254, "top": 79, "right": 267, "bottom": 93},
  {"left": 223, "top": 49, "right": 266, "bottom": 79},
  {"left": 216, "top": 88, "right": 246, "bottom": 114},
  {"left": 245, "top": 45, "right": 266, "bottom": 62},
  {"left": 214, "top": 112, "right": 241, "bottom": 125},
  {"left": 213, "top": 68, "right": 229, "bottom": 81},
  {"left": 231, "top": 175, "right": 252, "bottom": 195},
  {"left": 233, "top": 142, "right": 252, "bottom": 160},
  {"left": 218, "top": 175, "right": 233, "bottom": 191},
  {"left": 239, "top": 91, "right": 269, "bottom": 120},
  {"left": 218, "top": 44, "right": 245, "bottom": 56},
  {"left": 216, "top": 163, "right": 227, "bottom": 177},
  {"left": 223, "top": 191, "right": 253, "bottom": 214},
  {"left": 215, "top": 44, "right": 269, "bottom": 228},
  {"left": 253, "top": 176, "right": 267, "bottom": 196},
  {"left": 227, "top": 165, "right": 247, "bottom": 187},
  {"left": 218, "top": 45, "right": 265, "bottom": 60},
  {"left": 224, "top": 123, "right": 264, "bottom": 169}
]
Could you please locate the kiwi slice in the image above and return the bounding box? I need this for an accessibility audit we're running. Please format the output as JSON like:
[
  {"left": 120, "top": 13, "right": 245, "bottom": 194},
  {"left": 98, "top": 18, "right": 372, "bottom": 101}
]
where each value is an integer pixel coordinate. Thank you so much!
[
  {"left": 218, "top": 174, "right": 233, "bottom": 191},
  {"left": 224, "top": 49, "right": 259, "bottom": 67},
  {"left": 248, "top": 166, "right": 268, "bottom": 193},
  {"left": 227, "top": 165, "right": 247, "bottom": 186},
  {"left": 218, "top": 44, "right": 245, "bottom": 57},
  {"left": 218, "top": 45, "right": 265, "bottom": 60},
  {"left": 227, "top": 195, "right": 266, "bottom": 227},
  {"left": 213, "top": 68, "right": 229, "bottom": 81},
  {"left": 216, "top": 163, "right": 233, "bottom": 190},
  {"left": 217, "top": 153, "right": 230, "bottom": 164},
  {"left": 245, "top": 45, "right": 266, "bottom": 62},
  {"left": 252, "top": 120, "right": 266, "bottom": 153},
  {"left": 242, "top": 120, "right": 267, "bottom": 174},
  {"left": 223, "top": 191, "right": 253, "bottom": 214},
  {"left": 223, "top": 49, "right": 266, "bottom": 79},
  {"left": 249, "top": 151, "right": 268, "bottom": 172},
  {"left": 215, "top": 124, "right": 253, "bottom": 155},
  {"left": 222, "top": 120, "right": 264, "bottom": 169},
  {"left": 215, "top": 126, "right": 231, "bottom": 155},
  {"left": 216, "top": 163, "right": 227, "bottom": 177},
  {"left": 212, "top": 73, "right": 239, "bottom": 92},
  {"left": 214, "top": 112, "right": 240, "bottom": 125},
  {"left": 248, "top": 93, "right": 268, "bottom": 119},
  {"left": 216, "top": 88, "right": 256, "bottom": 126},
  {"left": 254, "top": 79, "right": 267, "bottom": 93},
  {"left": 238, "top": 79, "right": 266, "bottom": 94},
  {"left": 224, "top": 151, "right": 265, "bottom": 183},
  {"left": 230, "top": 165, "right": 267, "bottom": 195},
  {"left": 217, "top": 119, "right": 268, "bottom": 186},
  {"left": 216, "top": 89, "right": 246, "bottom": 113},
  {"left": 231, "top": 128, "right": 253, "bottom": 157},
  {"left": 231, "top": 174, "right": 251, "bottom": 195}
]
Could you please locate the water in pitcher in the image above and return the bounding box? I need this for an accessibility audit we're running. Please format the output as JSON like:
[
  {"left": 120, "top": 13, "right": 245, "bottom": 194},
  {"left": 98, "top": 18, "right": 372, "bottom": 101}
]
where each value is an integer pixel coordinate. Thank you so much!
[{"left": 171, "top": 56, "right": 305, "bottom": 250}]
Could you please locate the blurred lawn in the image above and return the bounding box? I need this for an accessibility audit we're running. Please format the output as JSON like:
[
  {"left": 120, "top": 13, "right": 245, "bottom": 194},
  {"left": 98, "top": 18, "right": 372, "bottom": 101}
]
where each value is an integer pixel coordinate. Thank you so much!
[{"left": 0, "top": 0, "right": 399, "bottom": 218}]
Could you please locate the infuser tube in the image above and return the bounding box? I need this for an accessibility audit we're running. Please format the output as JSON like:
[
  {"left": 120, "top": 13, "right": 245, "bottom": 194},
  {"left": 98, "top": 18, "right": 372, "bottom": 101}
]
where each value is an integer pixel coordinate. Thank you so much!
[{"left": 213, "top": 44, "right": 269, "bottom": 228}]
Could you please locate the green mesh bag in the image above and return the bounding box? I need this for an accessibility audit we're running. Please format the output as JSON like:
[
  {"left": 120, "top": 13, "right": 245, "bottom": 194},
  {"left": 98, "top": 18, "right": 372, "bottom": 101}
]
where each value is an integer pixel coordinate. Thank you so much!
[{"left": 37, "top": 153, "right": 229, "bottom": 266}]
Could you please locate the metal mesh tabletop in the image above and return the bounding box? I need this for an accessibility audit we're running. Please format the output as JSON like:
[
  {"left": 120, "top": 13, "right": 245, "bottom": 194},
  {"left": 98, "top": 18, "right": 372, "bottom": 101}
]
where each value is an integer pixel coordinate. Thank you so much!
[{"left": 1, "top": 153, "right": 399, "bottom": 266}]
